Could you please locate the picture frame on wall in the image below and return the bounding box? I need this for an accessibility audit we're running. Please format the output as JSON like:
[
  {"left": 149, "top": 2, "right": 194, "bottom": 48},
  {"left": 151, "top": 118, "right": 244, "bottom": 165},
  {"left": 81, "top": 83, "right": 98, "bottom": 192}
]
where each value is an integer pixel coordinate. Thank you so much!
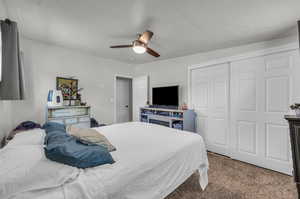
[{"left": 56, "top": 77, "right": 78, "bottom": 100}]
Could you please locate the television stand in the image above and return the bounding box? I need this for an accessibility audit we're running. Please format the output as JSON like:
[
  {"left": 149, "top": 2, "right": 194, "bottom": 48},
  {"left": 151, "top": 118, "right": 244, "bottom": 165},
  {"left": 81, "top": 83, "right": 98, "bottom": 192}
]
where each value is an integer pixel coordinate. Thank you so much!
[{"left": 140, "top": 107, "right": 196, "bottom": 132}]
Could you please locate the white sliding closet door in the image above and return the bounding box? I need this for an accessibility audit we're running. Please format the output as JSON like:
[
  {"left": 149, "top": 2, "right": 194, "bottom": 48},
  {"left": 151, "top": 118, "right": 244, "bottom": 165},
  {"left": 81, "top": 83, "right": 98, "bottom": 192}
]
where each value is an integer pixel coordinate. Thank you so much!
[
  {"left": 191, "top": 63, "right": 230, "bottom": 156},
  {"left": 190, "top": 49, "right": 299, "bottom": 175},
  {"left": 230, "top": 51, "right": 296, "bottom": 175}
]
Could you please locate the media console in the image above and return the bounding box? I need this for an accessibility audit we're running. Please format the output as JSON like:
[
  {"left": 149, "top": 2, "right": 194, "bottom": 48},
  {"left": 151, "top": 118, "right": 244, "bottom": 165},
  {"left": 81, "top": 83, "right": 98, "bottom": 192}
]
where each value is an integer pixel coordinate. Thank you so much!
[{"left": 140, "top": 107, "right": 196, "bottom": 132}]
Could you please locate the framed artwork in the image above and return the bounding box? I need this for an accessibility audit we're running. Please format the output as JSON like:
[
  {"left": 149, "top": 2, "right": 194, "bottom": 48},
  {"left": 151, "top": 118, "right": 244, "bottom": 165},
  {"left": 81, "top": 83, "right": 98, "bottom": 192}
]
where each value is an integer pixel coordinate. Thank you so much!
[{"left": 56, "top": 77, "right": 78, "bottom": 100}]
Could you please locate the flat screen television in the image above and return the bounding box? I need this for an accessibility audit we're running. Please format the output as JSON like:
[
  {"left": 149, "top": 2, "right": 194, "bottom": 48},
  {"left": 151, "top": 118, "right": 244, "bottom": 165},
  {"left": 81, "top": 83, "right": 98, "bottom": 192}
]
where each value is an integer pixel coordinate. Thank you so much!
[{"left": 152, "top": 86, "right": 179, "bottom": 107}]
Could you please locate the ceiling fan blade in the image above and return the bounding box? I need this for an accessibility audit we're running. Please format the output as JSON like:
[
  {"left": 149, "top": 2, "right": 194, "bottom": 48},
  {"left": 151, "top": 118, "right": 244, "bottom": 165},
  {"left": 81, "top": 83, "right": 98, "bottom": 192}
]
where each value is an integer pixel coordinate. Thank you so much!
[
  {"left": 146, "top": 47, "right": 160, "bottom": 57},
  {"left": 138, "top": 30, "right": 153, "bottom": 44},
  {"left": 110, "top": 44, "right": 133, "bottom": 48}
]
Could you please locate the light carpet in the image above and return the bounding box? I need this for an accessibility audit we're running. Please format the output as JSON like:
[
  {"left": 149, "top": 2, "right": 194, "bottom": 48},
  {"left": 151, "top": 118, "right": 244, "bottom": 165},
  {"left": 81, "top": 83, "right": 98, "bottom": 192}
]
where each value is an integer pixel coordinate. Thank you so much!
[{"left": 166, "top": 153, "right": 297, "bottom": 199}]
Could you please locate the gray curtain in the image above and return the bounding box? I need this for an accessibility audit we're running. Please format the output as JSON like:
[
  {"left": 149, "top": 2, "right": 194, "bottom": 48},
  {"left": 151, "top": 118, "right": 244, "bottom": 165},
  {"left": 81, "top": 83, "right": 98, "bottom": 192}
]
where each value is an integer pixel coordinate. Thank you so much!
[{"left": 0, "top": 19, "right": 25, "bottom": 100}]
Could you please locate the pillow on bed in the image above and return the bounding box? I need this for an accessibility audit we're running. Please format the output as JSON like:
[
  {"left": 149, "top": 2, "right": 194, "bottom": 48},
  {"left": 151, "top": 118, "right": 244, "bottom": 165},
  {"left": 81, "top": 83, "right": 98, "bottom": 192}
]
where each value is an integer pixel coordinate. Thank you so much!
[
  {"left": 43, "top": 122, "right": 115, "bottom": 168},
  {"left": 67, "top": 126, "right": 116, "bottom": 152},
  {"left": 5, "top": 129, "right": 45, "bottom": 147}
]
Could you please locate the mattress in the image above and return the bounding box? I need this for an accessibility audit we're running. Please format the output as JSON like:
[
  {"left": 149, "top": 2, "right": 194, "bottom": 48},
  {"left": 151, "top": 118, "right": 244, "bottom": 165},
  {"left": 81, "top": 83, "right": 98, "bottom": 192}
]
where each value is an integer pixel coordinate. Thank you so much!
[{"left": 0, "top": 122, "right": 209, "bottom": 199}]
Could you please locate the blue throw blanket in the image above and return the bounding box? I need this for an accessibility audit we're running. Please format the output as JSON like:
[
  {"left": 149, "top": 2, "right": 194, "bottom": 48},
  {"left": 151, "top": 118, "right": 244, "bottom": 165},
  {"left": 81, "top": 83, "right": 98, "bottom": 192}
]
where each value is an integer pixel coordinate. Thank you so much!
[{"left": 43, "top": 122, "right": 114, "bottom": 168}]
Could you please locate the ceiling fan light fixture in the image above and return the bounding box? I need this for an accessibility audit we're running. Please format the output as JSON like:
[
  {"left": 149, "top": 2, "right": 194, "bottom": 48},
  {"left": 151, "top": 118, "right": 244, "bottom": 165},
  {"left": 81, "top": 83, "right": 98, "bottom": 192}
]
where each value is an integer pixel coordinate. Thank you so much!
[
  {"left": 132, "top": 40, "right": 146, "bottom": 54},
  {"left": 110, "top": 31, "right": 160, "bottom": 57},
  {"left": 133, "top": 45, "right": 146, "bottom": 54}
]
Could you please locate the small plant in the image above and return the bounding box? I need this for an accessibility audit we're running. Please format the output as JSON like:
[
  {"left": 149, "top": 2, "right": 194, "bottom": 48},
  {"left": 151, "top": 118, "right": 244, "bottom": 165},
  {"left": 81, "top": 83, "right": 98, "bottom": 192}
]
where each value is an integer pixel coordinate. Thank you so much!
[
  {"left": 290, "top": 103, "right": 300, "bottom": 116},
  {"left": 290, "top": 103, "right": 300, "bottom": 110}
]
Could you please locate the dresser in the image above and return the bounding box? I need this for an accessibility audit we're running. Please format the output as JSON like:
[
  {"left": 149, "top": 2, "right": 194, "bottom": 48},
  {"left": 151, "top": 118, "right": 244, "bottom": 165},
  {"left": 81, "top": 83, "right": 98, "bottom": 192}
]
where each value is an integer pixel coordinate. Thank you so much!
[
  {"left": 46, "top": 106, "right": 91, "bottom": 128},
  {"left": 285, "top": 115, "right": 300, "bottom": 199}
]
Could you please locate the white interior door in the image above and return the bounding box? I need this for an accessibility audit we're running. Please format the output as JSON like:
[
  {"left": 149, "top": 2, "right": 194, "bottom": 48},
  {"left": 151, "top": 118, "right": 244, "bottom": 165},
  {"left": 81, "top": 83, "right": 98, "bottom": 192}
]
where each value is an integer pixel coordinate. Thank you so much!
[
  {"left": 230, "top": 51, "right": 297, "bottom": 175},
  {"left": 116, "top": 77, "right": 132, "bottom": 123},
  {"left": 132, "top": 75, "right": 149, "bottom": 121},
  {"left": 191, "top": 63, "right": 230, "bottom": 156}
]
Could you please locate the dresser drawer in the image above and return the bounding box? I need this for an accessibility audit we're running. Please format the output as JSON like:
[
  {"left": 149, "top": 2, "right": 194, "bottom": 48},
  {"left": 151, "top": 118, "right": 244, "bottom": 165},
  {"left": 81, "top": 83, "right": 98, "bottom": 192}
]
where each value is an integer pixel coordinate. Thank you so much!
[
  {"left": 78, "top": 116, "right": 90, "bottom": 123},
  {"left": 65, "top": 118, "right": 78, "bottom": 125},
  {"left": 72, "top": 122, "right": 90, "bottom": 128},
  {"left": 48, "top": 119, "right": 64, "bottom": 124},
  {"left": 50, "top": 107, "right": 89, "bottom": 118}
]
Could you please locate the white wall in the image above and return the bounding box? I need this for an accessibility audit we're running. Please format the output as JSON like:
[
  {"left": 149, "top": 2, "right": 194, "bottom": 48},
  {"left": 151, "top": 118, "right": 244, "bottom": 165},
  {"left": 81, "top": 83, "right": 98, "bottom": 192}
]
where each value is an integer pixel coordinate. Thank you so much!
[
  {"left": 134, "top": 36, "right": 298, "bottom": 106},
  {"left": 0, "top": 37, "right": 133, "bottom": 141},
  {"left": 0, "top": 0, "right": 7, "bottom": 18}
]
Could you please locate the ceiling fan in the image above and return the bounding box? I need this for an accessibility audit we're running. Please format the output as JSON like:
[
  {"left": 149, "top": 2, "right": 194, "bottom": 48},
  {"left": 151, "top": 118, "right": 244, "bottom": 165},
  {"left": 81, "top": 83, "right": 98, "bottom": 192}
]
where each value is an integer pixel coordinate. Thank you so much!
[{"left": 110, "top": 30, "right": 160, "bottom": 57}]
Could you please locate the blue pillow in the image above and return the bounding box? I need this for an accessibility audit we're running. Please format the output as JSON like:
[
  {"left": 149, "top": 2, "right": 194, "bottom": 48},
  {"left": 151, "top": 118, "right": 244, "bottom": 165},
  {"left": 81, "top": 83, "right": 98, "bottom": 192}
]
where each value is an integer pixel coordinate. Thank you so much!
[
  {"left": 43, "top": 122, "right": 68, "bottom": 145},
  {"left": 43, "top": 122, "right": 66, "bottom": 132},
  {"left": 43, "top": 122, "right": 115, "bottom": 168}
]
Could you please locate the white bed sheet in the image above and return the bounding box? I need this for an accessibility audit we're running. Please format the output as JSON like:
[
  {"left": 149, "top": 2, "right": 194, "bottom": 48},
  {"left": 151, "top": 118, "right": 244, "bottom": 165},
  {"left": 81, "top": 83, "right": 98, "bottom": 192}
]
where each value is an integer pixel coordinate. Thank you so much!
[{"left": 0, "top": 122, "right": 208, "bottom": 199}]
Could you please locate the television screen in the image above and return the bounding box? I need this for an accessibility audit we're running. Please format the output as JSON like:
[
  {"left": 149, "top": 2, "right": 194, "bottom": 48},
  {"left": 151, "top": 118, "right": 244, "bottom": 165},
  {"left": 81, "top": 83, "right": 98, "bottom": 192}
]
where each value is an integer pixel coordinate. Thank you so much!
[{"left": 152, "top": 86, "right": 179, "bottom": 106}]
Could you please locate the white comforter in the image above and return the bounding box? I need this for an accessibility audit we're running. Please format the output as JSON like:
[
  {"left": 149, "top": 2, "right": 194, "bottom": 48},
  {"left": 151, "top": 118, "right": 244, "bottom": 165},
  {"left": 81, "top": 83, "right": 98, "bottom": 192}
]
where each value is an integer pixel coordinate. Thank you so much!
[{"left": 0, "top": 122, "right": 209, "bottom": 199}]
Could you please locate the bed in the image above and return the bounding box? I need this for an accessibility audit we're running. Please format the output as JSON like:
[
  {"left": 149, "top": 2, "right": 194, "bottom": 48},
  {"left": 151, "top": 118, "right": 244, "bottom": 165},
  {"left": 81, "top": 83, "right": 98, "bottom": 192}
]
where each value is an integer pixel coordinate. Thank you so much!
[{"left": 0, "top": 122, "right": 209, "bottom": 199}]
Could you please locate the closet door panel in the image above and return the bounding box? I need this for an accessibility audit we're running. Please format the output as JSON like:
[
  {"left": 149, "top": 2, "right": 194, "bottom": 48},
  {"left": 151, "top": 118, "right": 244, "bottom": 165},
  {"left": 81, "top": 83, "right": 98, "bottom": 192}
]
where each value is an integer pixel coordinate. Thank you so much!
[
  {"left": 209, "top": 117, "right": 227, "bottom": 146},
  {"left": 191, "top": 70, "right": 210, "bottom": 140},
  {"left": 265, "top": 123, "right": 290, "bottom": 162},
  {"left": 231, "top": 51, "right": 295, "bottom": 175},
  {"left": 209, "top": 71, "right": 229, "bottom": 151},
  {"left": 230, "top": 57, "right": 264, "bottom": 165},
  {"left": 191, "top": 63, "right": 229, "bottom": 156},
  {"left": 262, "top": 52, "right": 293, "bottom": 174},
  {"left": 265, "top": 76, "right": 289, "bottom": 113},
  {"left": 237, "top": 120, "right": 257, "bottom": 155},
  {"left": 238, "top": 74, "right": 256, "bottom": 111}
]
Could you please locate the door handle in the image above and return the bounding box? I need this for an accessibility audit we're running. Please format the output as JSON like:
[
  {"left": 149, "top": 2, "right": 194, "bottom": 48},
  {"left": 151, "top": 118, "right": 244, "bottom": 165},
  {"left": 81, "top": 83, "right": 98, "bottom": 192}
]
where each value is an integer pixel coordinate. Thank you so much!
[{"left": 125, "top": 105, "right": 129, "bottom": 108}]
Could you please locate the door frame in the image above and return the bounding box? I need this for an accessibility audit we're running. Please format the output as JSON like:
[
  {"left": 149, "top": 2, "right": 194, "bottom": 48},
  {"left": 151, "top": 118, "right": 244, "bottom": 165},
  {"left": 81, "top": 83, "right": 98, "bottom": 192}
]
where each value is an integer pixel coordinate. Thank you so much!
[{"left": 114, "top": 75, "right": 133, "bottom": 123}]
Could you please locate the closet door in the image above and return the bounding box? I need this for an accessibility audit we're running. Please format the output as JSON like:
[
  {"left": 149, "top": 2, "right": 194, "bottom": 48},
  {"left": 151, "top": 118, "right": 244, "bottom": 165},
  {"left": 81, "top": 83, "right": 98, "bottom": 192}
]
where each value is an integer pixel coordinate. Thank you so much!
[
  {"left": 191, "top": 63, "right": 230, "bottom": 156},
  {"left": 230, "top": 51, "right": 297, "bottom": 175}
]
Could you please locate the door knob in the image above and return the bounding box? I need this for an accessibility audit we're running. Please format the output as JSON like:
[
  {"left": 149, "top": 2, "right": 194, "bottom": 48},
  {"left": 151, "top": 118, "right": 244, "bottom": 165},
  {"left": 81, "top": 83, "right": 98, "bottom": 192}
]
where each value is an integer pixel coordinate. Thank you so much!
[{"left": 125, "top": 105, "right": 129, "bottom": 108}]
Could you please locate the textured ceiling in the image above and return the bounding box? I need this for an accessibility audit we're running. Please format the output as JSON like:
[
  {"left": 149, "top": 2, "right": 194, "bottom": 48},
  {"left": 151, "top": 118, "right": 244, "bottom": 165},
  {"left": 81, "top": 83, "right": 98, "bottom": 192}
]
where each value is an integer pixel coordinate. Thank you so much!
[{"left": 3, "top": 0, "right": 300, "bottom": 64}]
